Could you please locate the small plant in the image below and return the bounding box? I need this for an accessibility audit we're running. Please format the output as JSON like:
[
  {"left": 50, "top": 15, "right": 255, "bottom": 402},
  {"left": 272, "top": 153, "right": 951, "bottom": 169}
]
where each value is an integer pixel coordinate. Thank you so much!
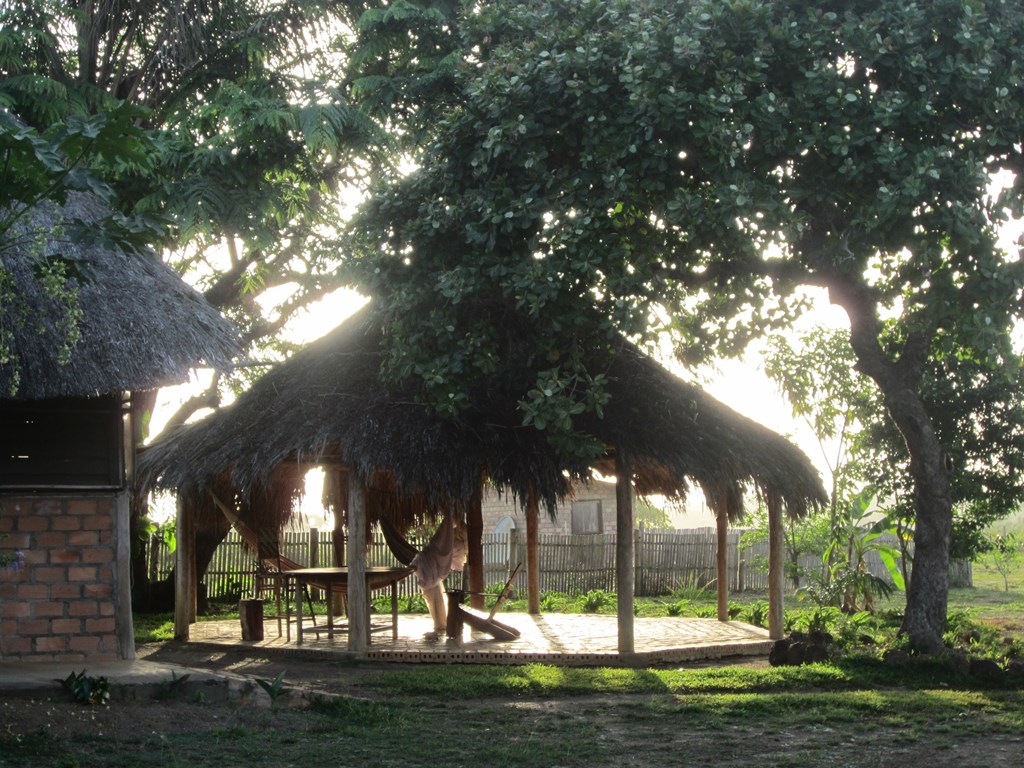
[
  {"left": 539, "top": 591, "right": 562, "bottom": 612},
  {"left": 741, "top": 600, "right": 770, "bottom": 628},
  {"left": 60, "top": 670, "right": 110, "bottom": 706},
  {"left": 982, "top": 532, "right": 1022, "bottom": 592},
  {"left": 399, "top": 593, "right": 427, "bottom": 613},
  {"left": 665, "top": 599, "right": 691, "bottom": 617},
  {"left": 255, "top": 671, "right": 287, "bottom": 705},
  {"left": 578, "top": 589, "right": 615, "bottom": 613},
  {"left": 154, "top": 671, "right": 191, "bottom": 700}
]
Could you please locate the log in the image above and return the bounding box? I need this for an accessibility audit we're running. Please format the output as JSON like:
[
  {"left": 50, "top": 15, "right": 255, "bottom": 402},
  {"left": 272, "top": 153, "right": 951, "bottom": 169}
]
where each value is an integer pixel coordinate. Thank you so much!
[{"left": 239, "top": 599, "right": 264, "bottom": 641}]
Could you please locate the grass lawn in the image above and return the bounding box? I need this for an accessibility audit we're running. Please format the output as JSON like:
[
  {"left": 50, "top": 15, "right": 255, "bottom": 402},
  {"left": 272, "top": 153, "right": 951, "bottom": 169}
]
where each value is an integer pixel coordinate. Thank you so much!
[
  {"left": 2, "top": 658, "right": 1021, "bottom": 768},
  {"left": 8, "top": 559, "right": 1019, "bottom": 768}
]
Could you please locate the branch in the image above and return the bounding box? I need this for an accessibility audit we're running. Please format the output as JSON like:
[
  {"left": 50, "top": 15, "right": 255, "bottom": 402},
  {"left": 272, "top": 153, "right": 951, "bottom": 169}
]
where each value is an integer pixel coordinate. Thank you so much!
[{"left": 158, "top": 373, "right": 222, "bottom": 434}]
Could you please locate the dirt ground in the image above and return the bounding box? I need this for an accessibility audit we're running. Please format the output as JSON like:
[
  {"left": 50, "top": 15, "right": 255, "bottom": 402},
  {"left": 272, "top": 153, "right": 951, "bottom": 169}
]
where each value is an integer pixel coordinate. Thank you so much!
[{"left": 2, "top": 643, "right": 1022, "bottom": 768}]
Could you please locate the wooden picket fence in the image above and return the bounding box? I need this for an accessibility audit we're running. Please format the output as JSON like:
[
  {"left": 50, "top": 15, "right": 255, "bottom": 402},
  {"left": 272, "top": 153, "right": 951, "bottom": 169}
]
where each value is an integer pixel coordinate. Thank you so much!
[{"left": 147, "top": 527, "right": 971, "bottom": 602}]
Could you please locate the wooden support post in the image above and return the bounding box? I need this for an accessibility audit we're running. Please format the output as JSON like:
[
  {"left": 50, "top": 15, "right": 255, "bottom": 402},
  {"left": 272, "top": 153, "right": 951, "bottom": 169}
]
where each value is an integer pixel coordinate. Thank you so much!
[
  {"left": 328, "top": 466, "right": 347, "bottom": 615},
  {"left": 716, "top": 503, "right": 729, "bottom": 623},
  {"left": 308, "top": 526, "right": 319, "bottom": 601},
  {"left": 467, "top": 485, "right": 486, "bottom": 610},
  {"left": 346, "top": 476, "right": 368, "bottom": 655},
  {"left": 767, "top": 492, "right": 785, "bottom": 640},
  {"left": 526, "top": 485, "right": 541, "bottom": 614},
  {"left": 173, "top": 494, "right": 195, "bottom": 640},
  {"left": 615, "top": 450, "right": 635, "bottom": 655}
]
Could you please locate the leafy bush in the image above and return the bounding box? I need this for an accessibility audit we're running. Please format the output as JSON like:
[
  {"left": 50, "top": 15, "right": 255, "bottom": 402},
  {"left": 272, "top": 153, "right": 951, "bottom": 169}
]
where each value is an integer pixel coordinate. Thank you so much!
[
  {"left": 578, "top": 589, "right": 615, "bottom": 613},
  {"left": 61, "top": 671, "right": 110, "bottom": 705}
]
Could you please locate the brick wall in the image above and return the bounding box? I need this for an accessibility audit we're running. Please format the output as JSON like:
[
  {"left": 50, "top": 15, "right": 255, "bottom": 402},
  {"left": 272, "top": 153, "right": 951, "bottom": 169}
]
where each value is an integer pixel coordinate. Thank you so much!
[{"left": 0, "top": 493, "right": 133, "bottom": 662}]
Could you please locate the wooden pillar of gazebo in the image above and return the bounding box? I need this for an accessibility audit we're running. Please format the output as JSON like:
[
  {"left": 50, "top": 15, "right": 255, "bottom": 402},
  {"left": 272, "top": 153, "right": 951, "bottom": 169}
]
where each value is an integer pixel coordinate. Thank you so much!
[
  {"left": 326, "top": 464, "right": 347, "bottom": 614},
  {"left": 767, "top": 491, "right": 785, "bottom": 640},
  {"left": 615, "top": 450, "right": 635, "bottom": 655},
  {"left": 173, "top": 494, "right": 197, "bottom": 640},
  {"left": 526, "top": 485, "right": 541, "bottom": 614},
  {"left": 347, "top": 475, "right": 368, "bottom": 655},
  {"left": 715, "top": 501, "right": 729, "bottom": 622},
  {"left": 467, "top": 485, "right": 486, "bottom": 610}
]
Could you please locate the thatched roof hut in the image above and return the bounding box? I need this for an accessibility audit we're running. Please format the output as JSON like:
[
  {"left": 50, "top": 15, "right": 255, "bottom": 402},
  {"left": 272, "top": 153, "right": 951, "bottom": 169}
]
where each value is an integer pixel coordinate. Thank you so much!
[
  {"left": 141, "top": 303, "right": 826, "bottom": 650},
  {"left": 140, "top": 304, "right": 826, "bottom": 527},
  {"left": 1, "top": 192, "right": 238, "bottom": 399}
]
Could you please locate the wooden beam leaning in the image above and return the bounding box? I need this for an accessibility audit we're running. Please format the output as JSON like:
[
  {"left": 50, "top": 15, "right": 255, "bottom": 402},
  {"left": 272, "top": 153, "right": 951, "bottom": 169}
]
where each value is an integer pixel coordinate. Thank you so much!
[
  {"left": 615, "top": 450, "right": 635, "bottom": 655},
  {"left": 346, "top": 476, "right": 369, "bottom": 655}
]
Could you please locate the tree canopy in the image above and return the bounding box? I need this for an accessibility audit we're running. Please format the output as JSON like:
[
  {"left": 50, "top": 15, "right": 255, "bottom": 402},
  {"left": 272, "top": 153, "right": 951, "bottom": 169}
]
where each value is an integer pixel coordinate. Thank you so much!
[
  {"left": 1, "top": 0, "right": 383, "bottom": 414},
  {"left": 349, "top": 0, "right": 1024, "bottom": 652}
]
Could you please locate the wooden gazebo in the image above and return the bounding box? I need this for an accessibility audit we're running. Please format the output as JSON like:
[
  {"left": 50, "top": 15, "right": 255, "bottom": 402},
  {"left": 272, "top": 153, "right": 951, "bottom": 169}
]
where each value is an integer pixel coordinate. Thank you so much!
[{"left": 140, "top": 305, "right": 826, "bottom": 655}]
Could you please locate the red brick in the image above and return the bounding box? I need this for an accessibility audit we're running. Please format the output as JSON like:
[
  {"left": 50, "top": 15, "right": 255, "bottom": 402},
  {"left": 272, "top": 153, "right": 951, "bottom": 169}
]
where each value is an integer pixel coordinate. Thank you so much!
[
  {"left": 52, "top": 618, "right": 83, "bottom": 634},
  {"left": 0, "top": 602, "right": 31, "bottom": 618},
  {"left": 33, "top": 602, "right": 65, "bottom": 618},
  {"left": 69, "top": 600, "right": 99, "bottom": 617},
  {"left": 35, "top": 499, "right": 64, "bottom": 516},
  {"left": 97, "top": 566, "right": 112, "bottom": 581},
  {"left": 0, "top": 517, "right": 13, "bottom": 532},
  {"left": 67, "top": 531, "right": 99, "bottom": 547},
  {"left": 81, "top": 547, "right": 113, "bottom": 564},
  {"left": 16, "top": 517, "right": 48, "bottom": 532},
  {"left": 1, "top": 636, "right": 32, "bottom": 655},
  {"left": 0, "top": 583, "right": 15, "bottom": 599},
  {"left": 49, "top": 549, "right": 81, "bottom": 564},
  {"left": 18, "top": 619, "right": 51, "bottom": 635},
  {"left": 51, "top": 583, "right": 82, "bottom": 599},
  {"left": 83, "top": 583, "right": 112, "bottom": 598},
  {"left": 67, "top": 499, "right": 98, "bottom": 516},
  {"left": 69, "top": 635, "right": 100, "bottom": 652},
  {"left": 36, "top": 532, "right": 68, "bottom": 548},
  {"left": 33, "top": 567, "right": 66, "bottom": 583},
  {"left": 34, "top": 636, "right": 67, "bottom": 652},
  {"left": 98, "top": 531, "right": 113, "bottom": 545},
  {"left": 0, "top": 619, "right": 16, "bottom": 634},
  {"left": 85, "top": 618, "right": 115, "bottom": 633},
  {"left": 90, "top": 652, "right": 117, "bottom": 662},
  {"left": 15, "top": 583, "right": 48, "bottom": 600},
  {"left": 83, "top": 515, "right": 112, "bottom": 531},
  {"left": 51, "top": 516, "right": 83, "bottom": 532},
  {"left": 0, "top": 532, "right": 30, "bottom": 548},
  {"left": 67, "top": 566, "right": 97, "bottom": 582},
  {"left": 21, "top": 549, "right": 47, "bottom": 566},
  {"left": 98, "top": 602, "right": 114, "bottom": 617}
]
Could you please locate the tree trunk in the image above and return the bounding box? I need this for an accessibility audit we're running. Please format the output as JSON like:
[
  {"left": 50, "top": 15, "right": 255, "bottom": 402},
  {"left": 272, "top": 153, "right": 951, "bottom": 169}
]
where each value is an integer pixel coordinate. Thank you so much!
[
  {"left": 831, "top": 281, "right": 951, "bottom": 654},
  {"left": 886, "top": 388, "right": 952, "bottom": 654}
]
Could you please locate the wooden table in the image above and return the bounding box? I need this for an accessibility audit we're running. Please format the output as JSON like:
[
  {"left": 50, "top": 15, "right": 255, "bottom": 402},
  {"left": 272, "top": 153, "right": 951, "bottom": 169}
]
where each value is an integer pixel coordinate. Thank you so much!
[{"left": 283, "top": 566, "right": 412, "bottom": 645}]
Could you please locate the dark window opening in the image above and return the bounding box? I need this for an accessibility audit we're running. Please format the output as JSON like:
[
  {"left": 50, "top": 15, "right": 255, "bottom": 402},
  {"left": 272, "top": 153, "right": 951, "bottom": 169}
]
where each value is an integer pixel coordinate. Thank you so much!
[{"left": 0, "top": 395, "right": 126, "bottom": 489}]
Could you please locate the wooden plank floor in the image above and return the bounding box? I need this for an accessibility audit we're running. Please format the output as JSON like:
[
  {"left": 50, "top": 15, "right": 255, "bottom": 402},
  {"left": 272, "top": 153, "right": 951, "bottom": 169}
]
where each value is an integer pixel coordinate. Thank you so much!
[{"left": 185, "top": 613, "right": 773, "bottom": 666}]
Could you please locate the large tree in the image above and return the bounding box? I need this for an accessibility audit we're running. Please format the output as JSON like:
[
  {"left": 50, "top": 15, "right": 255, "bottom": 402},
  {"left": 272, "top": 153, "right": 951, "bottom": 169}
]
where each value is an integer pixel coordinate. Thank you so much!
[
  {"left": 1, "top": 0, "right": 383, "bottom": 411},
  {"left": 348, "top": 0, "right": 1024, "bottom": 652},
  {"left": 1, "top": 0, "right": 387, "bottom": 600}
]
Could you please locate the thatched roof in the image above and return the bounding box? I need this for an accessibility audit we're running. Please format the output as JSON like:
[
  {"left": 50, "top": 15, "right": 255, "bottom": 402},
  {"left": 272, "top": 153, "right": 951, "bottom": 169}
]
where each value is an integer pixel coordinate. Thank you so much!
[
  {"left": 140, "top": 305, "right": 826, "bottom": 527},
  {"left": 1, "top": 192, "right": 239, "bottom": 400}
]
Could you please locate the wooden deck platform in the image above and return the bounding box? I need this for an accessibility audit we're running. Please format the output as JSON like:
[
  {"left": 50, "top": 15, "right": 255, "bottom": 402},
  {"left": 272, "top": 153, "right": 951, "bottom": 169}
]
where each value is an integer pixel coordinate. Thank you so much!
[{"left": 184, "top": 613, "right": 774, "bottom": 666}]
